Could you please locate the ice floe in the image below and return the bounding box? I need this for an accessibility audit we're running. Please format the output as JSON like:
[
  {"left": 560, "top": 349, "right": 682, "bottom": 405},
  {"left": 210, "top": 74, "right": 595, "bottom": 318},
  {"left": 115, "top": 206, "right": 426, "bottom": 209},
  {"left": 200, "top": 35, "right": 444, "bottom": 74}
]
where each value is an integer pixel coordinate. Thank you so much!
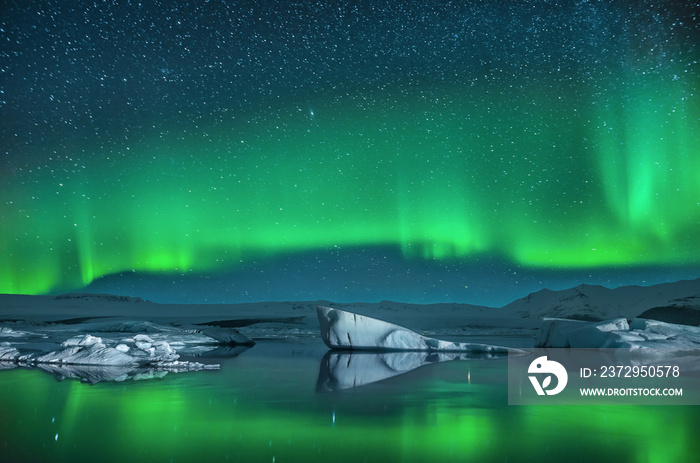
[
  {"left": 536, "top": 317, "right": 700, "bottom": 349},
  {"left": 0, "top": 343, "right": 20, "bottom": 361},
  {"left": 36, "top": 334, "right": 137, "bottom": 365},
  {"left": 32, "top": 334, "right": 218, "bottom": 370},
  {"left": 0, "top": 327, "right": 244, "bottom": 383}
]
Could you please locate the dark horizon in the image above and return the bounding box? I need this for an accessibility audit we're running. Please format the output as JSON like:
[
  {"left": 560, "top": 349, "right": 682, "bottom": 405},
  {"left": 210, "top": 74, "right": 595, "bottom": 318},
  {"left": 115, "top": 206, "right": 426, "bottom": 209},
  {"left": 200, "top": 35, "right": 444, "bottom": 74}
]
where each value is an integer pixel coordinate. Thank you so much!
[{"left": 77, "top": 249, "right": 700, "bottom": 307}]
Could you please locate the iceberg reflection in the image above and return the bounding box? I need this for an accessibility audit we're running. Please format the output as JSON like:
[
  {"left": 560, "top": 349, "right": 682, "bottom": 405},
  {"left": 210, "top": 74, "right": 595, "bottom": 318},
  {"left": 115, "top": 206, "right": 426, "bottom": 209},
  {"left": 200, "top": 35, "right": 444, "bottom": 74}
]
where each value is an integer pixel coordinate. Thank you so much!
[{"left": 317, "top": 350, "right": 504, "bottom": 391}]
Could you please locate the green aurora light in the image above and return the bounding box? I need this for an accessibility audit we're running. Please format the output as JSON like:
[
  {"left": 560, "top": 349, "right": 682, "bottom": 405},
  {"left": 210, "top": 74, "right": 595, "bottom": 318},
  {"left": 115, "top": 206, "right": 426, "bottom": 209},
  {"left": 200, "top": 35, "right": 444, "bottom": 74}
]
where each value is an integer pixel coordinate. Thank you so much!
[
  {"left": 0, "top": 360, "right": 698, "bottom": 462},
  {"left": 1, "top": 66, "right": 699, "bottom": 295}
]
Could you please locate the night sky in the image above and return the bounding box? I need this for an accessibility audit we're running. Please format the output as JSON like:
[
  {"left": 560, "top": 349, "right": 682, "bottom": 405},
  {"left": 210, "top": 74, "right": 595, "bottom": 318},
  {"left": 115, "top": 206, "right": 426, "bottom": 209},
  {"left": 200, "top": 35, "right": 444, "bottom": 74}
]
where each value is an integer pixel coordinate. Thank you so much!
[{"left": 1, "top": 1, "right": 699, "bottom": 306}]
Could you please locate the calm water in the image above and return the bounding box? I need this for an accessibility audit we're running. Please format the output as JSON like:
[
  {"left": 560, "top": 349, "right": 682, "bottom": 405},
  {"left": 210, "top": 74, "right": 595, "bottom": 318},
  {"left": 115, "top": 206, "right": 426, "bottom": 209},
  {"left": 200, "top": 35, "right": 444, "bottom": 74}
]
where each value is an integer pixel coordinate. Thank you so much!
[{"left": 1, "top": 339, "right": 697, "bottom": 462}]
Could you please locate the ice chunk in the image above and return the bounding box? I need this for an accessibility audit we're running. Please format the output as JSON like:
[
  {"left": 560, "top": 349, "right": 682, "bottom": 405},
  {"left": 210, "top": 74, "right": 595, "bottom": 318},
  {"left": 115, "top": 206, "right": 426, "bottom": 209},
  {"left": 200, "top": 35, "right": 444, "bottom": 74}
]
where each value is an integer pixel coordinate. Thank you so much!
[
  {"left": 636, "top": 331, "right": 669, "bottom": 341},
  {"left": 317, "top": 306, "right": 515, "bottom": 353},
  {"left": 115, "top": 344, "right": 130, "bottom": 353},
  {"left": 0, "top": 327, "right": 44, "bottom": 339},
  {"left": 37, "top": 335, "right": 136, "bottom": 366},
  {"left": 535, "top": 319, "right": 586, "bottom": 348},
  {"left": 630, "top": 318, "right": 700, "bottom": 338},
  {"left": 135, "top": 341, "right": 152, "bottom": 350},
  {"left": 536, "top": 317, "right": 700, "bottom": 348},
  {"left": 133, "top": 334, "right": 154, "bottom": 343},
  {"left": 118, "top": 336, "right": 179, "bottom": 362},
  {"left": 567, "top": 318, "right": 630, "bottom": 348},
  {"left": 22, "top": 333, "right": 220, "bottom": 382},
  {"left": 34, "top": 334, "right": 180, "bottom": 365},
  {"left": 62, "top": 334, "right": 103, "bottom": 347},
  {"left": 611, "top": 331, "right": 647, "bottom": 344},
  {"left": 0, "top": 343, "right": 20, "bottom": 361}
]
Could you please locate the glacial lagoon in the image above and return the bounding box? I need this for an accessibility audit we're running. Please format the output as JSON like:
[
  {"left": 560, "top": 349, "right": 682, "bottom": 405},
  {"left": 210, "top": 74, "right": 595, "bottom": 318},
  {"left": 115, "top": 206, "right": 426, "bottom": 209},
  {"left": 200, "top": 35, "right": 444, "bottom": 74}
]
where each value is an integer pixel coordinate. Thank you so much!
[{"left": 1, "top": 339, "right": 698, "bottom": 462}]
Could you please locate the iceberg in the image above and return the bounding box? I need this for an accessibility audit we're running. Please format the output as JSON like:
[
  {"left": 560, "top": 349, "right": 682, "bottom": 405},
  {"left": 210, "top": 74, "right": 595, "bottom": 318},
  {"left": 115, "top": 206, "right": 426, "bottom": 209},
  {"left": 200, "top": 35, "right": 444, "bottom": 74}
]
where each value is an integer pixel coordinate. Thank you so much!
[
  {"left": 536, "top": 317, "right": 700, "bottom": 349},
  {"left": 36, "top": 334, "right": 136, "bottom": 366},
  {"left": 0, "top": 334, "right": 220, "bottom": 383},
  {"left": 0, "top": 343, "right": 20, "bottom": 361},
  {"left": 0, "top": 313, "right": 257, "bottom": 382},
  {"left": 317, "top": 306, "right": 515, "bottom": 353}
]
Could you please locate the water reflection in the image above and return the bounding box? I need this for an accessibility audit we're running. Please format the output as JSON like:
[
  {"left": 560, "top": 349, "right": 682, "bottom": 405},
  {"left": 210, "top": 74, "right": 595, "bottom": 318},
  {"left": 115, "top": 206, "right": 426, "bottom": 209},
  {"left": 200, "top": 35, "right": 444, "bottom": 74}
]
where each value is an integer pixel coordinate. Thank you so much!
[
  {"left": 1, "top": 340, "right": 700, "bottom": 462},
  {"left": 317, "top": 350, "right": 507, "bottom": 391},
  {"left": 37, "top": 363, "right": 166, "bottom": 383}
]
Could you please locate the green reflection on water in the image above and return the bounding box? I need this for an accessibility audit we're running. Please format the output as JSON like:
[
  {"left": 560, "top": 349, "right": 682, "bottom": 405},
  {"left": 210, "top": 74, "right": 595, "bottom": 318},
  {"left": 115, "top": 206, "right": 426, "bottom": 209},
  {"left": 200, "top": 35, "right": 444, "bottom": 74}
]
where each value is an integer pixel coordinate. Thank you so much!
[{"left": 0, "top": 346, "right": 697, "bottom": 462}]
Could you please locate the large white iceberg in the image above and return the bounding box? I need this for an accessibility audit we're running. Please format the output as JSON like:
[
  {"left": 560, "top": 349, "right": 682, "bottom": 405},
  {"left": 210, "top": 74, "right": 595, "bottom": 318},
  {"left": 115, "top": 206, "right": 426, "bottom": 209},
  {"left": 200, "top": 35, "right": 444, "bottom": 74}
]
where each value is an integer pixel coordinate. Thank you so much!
[{"left": 317, "top": 306, "right": 515, "bottom": 353}]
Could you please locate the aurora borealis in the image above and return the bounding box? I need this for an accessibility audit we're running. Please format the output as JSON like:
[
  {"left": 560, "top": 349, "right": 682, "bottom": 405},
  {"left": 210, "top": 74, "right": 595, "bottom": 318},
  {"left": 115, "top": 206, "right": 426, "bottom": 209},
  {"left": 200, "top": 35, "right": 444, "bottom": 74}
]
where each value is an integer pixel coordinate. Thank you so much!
[{"left": 1, "top": 1, "right": 699, "bottom": 303}]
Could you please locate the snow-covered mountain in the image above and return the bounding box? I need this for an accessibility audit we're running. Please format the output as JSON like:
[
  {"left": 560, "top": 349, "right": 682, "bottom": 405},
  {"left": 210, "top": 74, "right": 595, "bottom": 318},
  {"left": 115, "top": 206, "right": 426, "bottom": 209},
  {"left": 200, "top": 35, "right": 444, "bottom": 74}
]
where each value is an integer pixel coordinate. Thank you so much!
[{"left": 501, "top": 278, "right": 700, "bottom": 324}]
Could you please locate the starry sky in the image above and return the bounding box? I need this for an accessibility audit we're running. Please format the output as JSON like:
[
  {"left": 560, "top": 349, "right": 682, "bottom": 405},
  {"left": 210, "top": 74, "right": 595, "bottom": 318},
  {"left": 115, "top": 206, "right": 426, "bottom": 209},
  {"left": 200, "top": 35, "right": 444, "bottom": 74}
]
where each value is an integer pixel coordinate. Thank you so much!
[{"left": 1, "top": 1, "right": 699, "bottom": 306}]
